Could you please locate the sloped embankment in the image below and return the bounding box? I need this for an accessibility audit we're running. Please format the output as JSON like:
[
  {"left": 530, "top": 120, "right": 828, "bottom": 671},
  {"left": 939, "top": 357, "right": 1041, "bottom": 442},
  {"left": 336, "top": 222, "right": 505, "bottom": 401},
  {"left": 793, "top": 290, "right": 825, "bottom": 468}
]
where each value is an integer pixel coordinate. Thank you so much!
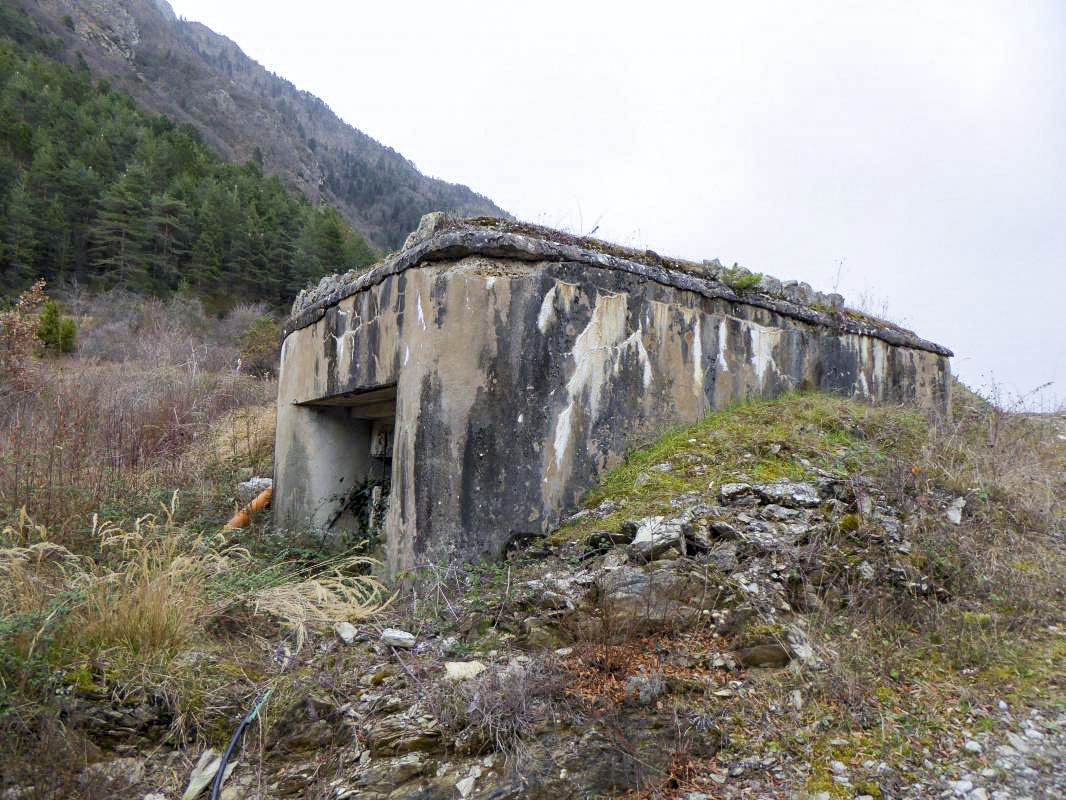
[{"left": 4, "top": 391, "right": 1063, "bottom": 800}]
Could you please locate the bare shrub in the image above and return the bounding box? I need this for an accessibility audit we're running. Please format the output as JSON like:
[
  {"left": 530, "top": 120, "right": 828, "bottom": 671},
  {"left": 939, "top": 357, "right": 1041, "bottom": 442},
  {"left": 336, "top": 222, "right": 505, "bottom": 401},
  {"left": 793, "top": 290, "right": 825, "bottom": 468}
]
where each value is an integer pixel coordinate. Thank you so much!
[
  {"left": 0, "top": 289, "right": 280, "bottom": 537},
  {"left": 74, "top": 291, "right": 232, "bottom": 371},
  {"left": 422, "top": 655, "right": 566, "bottom": 758},
  {"left": 0, "top": 280, "right": 46, "bottom": 392},
  {"left": 0, "top": 362, "right": 273, "bottom": 536}
]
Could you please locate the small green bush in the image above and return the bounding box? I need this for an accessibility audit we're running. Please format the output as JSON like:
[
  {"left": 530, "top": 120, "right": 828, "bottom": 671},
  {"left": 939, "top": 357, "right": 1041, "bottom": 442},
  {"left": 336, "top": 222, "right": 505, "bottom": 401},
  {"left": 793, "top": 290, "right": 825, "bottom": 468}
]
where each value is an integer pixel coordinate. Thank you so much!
[
  {"left": 720, "top": 267, "right": 763, "bottom": 292},
  {"left": 36, "top": 301, "right": 76, "bottom": 354}
]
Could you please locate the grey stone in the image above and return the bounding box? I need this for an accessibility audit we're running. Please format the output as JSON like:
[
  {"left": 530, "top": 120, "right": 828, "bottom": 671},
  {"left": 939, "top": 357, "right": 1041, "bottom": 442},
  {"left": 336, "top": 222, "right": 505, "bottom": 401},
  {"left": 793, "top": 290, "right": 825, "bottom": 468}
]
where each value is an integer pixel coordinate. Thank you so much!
[
  {"left": 266, "top": 696, "right": 349, "bottom": 755},
  {"left": 626, "top": 516, "right": 686, "bottom": 563},
  {"left": 182, "top": 750, "right": 235, "bottom": 800},
  {"left": 335, "top": 621, "right": 357, "bottom": 643},
  {"left": 79, "top": 757, "right": 145, "bottom": 790},
  {"left": 753, "top": 481, "right": 821, "bottom": 508},
  {"left": 946, "top": 496, "right": 966, "bottom": 525},
  {"left": 365, "top": 711, "right": 441, "bottom": 756},
  {"left": 236, "top": 476, "right": 272, "bottom": 499},
  {"left": 402, "top": 211, "right": 447, "bottom": 250},
  {"left": 719, "top": 483, "right": 754, "bottom": 503},
  {"left": 706, "top": 540, "right": 739, "bottom": 572},
  {"left": 624, "top": 673, "right": 666, "bottom": 706},
  {"left": 736, "top": 643, "right": 790, "bottom": 667},
  {"left": 443, "top": 661, "right": 486, "bottom": 682},
  {"left": 590, "top": 565, "right": 693, "bottom": 628},
  {"left": 706, "top": 520, "right": 741, "bottom": 541},
  {"left": 381, "top": 628, "right": 416, "bottom": 648},
  {"left": 761, "top": 503, "right": 801, "bottom": 521}
]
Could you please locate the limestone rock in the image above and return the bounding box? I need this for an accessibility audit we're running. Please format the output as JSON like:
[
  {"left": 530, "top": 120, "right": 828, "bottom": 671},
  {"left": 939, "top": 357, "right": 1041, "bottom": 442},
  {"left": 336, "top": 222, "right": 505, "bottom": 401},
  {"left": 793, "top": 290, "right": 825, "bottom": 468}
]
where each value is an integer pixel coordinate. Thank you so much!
[
  {"left": 78, "top": 757, "right": 145, "bottom": 793},
  {"left": 236, "top": 476, "right": 272, "bottom": 499},
  {"left": 946, "top": 496, "right": 966, "bottom": 525},
  {"left": 350, "top": 752, "right": 430, "bottom": 792},
  {"left": 589, "top": 564, "right": 697, "bottom": 630},
  {"left": 709, "top": 519, "right": 742, "bottom": 539},
  {"left": 182, "top": 749, "right": 236, "bottom": 800},
  {"left": 381, "top": 628, "right": 416, "bottom": 648},
  {"left": 706, "top": 540, "right": 740, "bottom": 572},
  {"left": 624, "top": 673, "right": 666, "bottom": 707},
  {"left": 626, "top": 516, "right": 686, "bottom": 563},
  {"left": 365, "top": 711, "right": 441, "bottom": 756},
  {"left": 719, "top": 483, "right": 754, "bottom": 504},
  {"left": 402, "top": 211, "right": 447, "bottom": 250},
  {"left": 335, "top": 621, "right": 357, "bottom": 643},
  {"left": 444, "top": 661, "right": 487, "bottom": 682},
  {"left": 753, "top": 481, "right": 821, "bottom": 508},
  {"left": 266, "top": 696, "right": 349, "bottom": 755},
  {"left": 736, "top": 643, "right": 791, "bottom": 668}
]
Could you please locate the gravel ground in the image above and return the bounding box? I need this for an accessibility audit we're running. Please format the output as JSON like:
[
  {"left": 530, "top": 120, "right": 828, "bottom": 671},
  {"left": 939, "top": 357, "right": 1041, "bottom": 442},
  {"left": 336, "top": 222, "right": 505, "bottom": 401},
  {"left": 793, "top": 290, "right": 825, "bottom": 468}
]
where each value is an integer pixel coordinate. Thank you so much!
[{"left": 916, "top": 703, "right": 1066, "bottom": 800}]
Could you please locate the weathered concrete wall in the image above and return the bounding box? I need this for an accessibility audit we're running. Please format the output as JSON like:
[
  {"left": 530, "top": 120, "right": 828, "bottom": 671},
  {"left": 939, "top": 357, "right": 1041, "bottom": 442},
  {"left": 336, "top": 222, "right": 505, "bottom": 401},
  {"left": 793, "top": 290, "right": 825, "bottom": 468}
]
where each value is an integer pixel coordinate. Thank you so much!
[{"left": 275, "top": 221, "right": 952, "bottom": 572}]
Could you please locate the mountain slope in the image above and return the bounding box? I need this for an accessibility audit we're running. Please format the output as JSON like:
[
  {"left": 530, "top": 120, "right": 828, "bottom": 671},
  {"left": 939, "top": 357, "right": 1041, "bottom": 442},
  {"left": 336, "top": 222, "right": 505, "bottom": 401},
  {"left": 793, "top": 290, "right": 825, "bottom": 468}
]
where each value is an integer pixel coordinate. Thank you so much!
[
  {"left": 12, "top": 0, "right": 507, "bottom": 249},
  {"left": 0, "top": 10, "right": 377, "bottom": 305}
]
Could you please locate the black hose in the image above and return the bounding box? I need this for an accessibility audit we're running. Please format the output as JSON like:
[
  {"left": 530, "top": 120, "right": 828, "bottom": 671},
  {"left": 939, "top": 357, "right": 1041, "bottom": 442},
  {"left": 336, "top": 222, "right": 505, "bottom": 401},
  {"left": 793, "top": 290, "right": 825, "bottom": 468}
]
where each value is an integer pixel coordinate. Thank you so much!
[{"left": 209, "top": 688, "right": 274, "bottom": 800}]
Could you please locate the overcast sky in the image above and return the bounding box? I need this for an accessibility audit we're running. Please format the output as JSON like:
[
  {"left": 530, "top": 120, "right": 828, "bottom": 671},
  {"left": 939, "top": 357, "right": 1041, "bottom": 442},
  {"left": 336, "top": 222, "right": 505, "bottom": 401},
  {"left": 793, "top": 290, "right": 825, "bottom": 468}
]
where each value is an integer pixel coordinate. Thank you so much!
[{"left": 168, "top": 0, "right": 1065, "bottom": 408}]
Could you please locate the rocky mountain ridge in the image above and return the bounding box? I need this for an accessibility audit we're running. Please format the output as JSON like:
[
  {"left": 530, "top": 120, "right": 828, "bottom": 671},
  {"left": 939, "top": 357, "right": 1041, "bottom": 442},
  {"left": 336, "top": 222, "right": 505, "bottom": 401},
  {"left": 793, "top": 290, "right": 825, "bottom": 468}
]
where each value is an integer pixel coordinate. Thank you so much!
[{"left": 13, "top": 0, "right": 506, "bottom": 248}]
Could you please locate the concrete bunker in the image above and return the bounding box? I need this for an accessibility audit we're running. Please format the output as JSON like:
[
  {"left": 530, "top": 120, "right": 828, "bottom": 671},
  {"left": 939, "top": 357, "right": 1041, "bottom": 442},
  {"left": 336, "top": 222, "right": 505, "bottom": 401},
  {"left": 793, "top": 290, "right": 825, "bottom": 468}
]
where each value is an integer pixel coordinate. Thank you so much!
[{"left": 274, "top": 214, "right": 953, "bottom": 573}]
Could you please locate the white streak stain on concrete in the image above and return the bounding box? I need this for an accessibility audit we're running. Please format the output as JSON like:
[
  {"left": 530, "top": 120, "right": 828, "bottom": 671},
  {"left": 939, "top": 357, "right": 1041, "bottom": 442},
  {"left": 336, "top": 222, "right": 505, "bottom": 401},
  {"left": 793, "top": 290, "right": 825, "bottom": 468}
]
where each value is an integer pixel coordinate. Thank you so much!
[
  {"left": 485, "top": 276, "right": 496, "bottom": 289},
  {"left": 553, "top": 403, "right": 574, "bottom": 469},
  {"left": 871, "top": 337, "right": 887, "bottom": 392},
  {"left": 692, "top": 316, "right": 703, "bottom": 397},
  {"left": 717, "top": 319, "right": 730, "bottom": 372},
  {"left": 417, "top": 294, "right": 427, "bottom": 330},
  {"left": 615, "top": 328, "right": 654, "bottom": 389},
  {"left": 537, "top": 285, "right": 557, "bottom": 333},
  {"left": 550, "top": 292, "right": 654, "bottom": 469},
  {"left": 331, "top": 327, "right": 359, "bottom": 365},
  {"left": 749, "top": 324, "right": 781, "bottom": 382}
]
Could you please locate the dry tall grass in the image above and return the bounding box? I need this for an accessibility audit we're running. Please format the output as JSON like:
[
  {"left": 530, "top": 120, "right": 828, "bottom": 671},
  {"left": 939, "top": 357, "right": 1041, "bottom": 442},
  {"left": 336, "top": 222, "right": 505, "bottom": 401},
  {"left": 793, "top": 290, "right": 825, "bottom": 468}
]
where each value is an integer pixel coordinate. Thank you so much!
[
  {"left": 0, "top": 496, "right": 390, "bottom": 756},
  {"left": 0, "top": 291, "right": 277, "bottom": 540}
]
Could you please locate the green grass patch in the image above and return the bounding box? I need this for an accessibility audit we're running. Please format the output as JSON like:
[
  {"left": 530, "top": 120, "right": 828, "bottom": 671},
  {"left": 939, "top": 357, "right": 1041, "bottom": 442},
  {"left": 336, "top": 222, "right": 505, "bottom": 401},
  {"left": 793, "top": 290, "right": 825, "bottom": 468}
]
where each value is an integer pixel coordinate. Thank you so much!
[{"left": 552, "top": 392, "right": 927, "bottom": 544}]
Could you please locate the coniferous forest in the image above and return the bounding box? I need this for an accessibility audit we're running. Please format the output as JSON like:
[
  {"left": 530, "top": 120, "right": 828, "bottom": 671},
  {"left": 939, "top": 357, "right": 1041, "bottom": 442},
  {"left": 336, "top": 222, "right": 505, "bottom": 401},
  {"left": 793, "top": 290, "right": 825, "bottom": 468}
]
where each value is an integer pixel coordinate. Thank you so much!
[{"left": 0, "top": 15, "right": 376, "bottom": 308}]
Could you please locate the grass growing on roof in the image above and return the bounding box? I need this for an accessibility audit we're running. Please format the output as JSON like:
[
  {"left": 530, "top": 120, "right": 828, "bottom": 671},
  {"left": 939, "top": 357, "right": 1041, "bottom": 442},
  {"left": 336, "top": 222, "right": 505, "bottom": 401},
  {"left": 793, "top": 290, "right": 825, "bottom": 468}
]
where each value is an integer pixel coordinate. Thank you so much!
[{"left": 551, "top": 391, "right": 927, "bottom": 545}]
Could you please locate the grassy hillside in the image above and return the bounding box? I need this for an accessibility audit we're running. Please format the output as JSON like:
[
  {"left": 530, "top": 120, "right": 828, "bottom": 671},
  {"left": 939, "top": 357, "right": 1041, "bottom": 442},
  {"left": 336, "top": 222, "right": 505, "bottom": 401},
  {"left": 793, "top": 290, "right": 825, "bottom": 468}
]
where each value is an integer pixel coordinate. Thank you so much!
[{"left": 0, "top": 8, "right": 375, "bottom": 307}]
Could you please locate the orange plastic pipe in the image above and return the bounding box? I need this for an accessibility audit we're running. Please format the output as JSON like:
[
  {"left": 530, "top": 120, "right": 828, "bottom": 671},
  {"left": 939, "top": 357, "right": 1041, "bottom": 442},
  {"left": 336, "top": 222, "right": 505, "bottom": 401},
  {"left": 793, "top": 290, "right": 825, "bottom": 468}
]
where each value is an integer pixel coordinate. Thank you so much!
[{"left": 224, "top": 486, "right": 273, "bottom": 529}]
